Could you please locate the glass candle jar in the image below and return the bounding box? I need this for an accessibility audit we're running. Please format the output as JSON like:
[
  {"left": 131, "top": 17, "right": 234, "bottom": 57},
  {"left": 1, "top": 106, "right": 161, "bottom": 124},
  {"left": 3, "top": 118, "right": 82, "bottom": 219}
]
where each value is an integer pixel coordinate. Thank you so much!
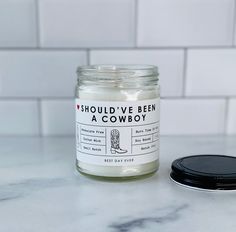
[{"left": 75, "top": 65, "right": 160, "bottom": 180}]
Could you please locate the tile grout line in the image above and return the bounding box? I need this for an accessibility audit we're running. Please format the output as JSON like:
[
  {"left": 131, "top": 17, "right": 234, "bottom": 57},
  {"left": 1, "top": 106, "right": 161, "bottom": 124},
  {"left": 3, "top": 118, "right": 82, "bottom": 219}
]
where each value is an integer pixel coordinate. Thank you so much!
[
  {"left": 161, "top": 96, "right": 227, "bottom": 100},
  {"left": 134, "top": 0, "right": 139, "bottom": 47},
  {"left": 0, "top": 96, "right": 233, "bottom": 100},
  {"left": 224, "top": 97, "right": 230, "bottom": 135},
  {"left": 87, "top": 49, "right": 90, "bottom": 65},
  {"left": 0, "top": 46, "right": 236, "bottom": 51},
  {"left": 35, "top": 0, "right": 41, "bottom": 48},
  {"left": 0, "top": 97, "right": 74, "bottom": 100},
  {"left": 182, "top": 48, "right": 188, "bottom": 97},
  {"left": 0, "top": 48, "right": 87, "bottom": 51},
  {"left": 232, "top": 0, "right": 236, "bottom": 45},
  {"left": 37, "top": 99, "right": 43, "bottom": 137}
]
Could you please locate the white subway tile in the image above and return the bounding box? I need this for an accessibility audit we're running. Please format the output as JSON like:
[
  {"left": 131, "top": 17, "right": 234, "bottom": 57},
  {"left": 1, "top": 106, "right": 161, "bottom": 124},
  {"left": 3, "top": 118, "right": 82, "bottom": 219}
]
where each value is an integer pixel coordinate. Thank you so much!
[
  {"left": 0, "top": 51, "right": 86, "bottom": 97},
  {"left": 0, "top": 0, "right": 37, "bottom": 47},
  {"left": 138, "top": 0, "right": 234, "bottom": 47},
  {"left": 227, "top": 99, "right": 236, "bottom": 134},
  {"left": 39, "top": 0, "right": 135, "bottom": 48},
  {"left": 0, "top": 100, "right": 39, "bottom": 135},
  {"left": 41, "top": 100, "right": 74, "bottom": 135},
  {"left": 186, "top": 49, "right": 236, "bottom": 96},
  {"left": 161, "top": 99, "right": 226, "bottom": 135},
  {"left": 90, "top": 50, "right": 184, "bottom": 97},
  {"left": 41, "top": 99, "right": 226, "bottom": 136}
]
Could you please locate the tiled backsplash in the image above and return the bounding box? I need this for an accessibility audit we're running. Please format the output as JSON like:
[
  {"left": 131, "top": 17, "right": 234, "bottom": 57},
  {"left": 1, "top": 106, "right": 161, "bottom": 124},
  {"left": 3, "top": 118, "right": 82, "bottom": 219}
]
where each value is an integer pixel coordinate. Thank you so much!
[{"left": 0, "top": 0, "right": 236, "bottom": 135}]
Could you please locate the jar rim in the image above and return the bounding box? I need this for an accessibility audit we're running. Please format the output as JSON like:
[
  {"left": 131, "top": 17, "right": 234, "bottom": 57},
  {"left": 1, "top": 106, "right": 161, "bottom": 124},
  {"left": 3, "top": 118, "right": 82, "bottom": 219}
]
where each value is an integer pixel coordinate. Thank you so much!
[
  {"left": 77, "top": 65, "right": 159, "bottom": 86},
  {"left": 77, "top": 64, "right": 158, "bottom": 75}
]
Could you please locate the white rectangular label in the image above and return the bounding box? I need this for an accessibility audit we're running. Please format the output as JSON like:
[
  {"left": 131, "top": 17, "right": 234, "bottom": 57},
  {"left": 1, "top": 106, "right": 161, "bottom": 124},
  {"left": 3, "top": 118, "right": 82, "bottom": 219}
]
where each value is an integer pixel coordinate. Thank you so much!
[{"left": 76, "top": 98, "right": 160, "bottom": 166}]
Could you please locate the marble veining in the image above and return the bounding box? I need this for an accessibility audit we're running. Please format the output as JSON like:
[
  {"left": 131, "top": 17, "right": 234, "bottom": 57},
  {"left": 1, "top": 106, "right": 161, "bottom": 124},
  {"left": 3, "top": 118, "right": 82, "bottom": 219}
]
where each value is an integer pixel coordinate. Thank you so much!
[
  {"left": 0, "top": 136, "right": 236, "bottom": 232},
  {"left": 109, "top": 204, "right": 188, "bottom": 232},
  {"left": 0, "top": 178, "right": 69, "bottom": 202}
]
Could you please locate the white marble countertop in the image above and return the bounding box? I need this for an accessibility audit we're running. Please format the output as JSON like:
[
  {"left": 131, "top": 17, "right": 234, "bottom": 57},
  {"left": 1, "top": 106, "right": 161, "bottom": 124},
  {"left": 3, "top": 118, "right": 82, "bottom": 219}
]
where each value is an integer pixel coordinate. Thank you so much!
[{"left": 0, "top": 136, "right": 236, "bottom": 232}]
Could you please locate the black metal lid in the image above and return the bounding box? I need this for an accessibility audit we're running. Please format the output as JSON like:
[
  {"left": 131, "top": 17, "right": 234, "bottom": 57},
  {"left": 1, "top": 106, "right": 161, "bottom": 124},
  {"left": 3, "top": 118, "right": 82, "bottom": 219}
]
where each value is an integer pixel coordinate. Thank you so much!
[{"left": 170, "top": 155, "right": 236, "bottom": 190}]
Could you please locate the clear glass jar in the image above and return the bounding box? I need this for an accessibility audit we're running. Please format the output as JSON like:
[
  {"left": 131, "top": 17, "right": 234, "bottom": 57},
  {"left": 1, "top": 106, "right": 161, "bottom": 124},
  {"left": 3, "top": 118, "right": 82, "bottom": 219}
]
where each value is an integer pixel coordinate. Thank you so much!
[{"left": 75, "top": 65, "right": 160, "bottom": 180}]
